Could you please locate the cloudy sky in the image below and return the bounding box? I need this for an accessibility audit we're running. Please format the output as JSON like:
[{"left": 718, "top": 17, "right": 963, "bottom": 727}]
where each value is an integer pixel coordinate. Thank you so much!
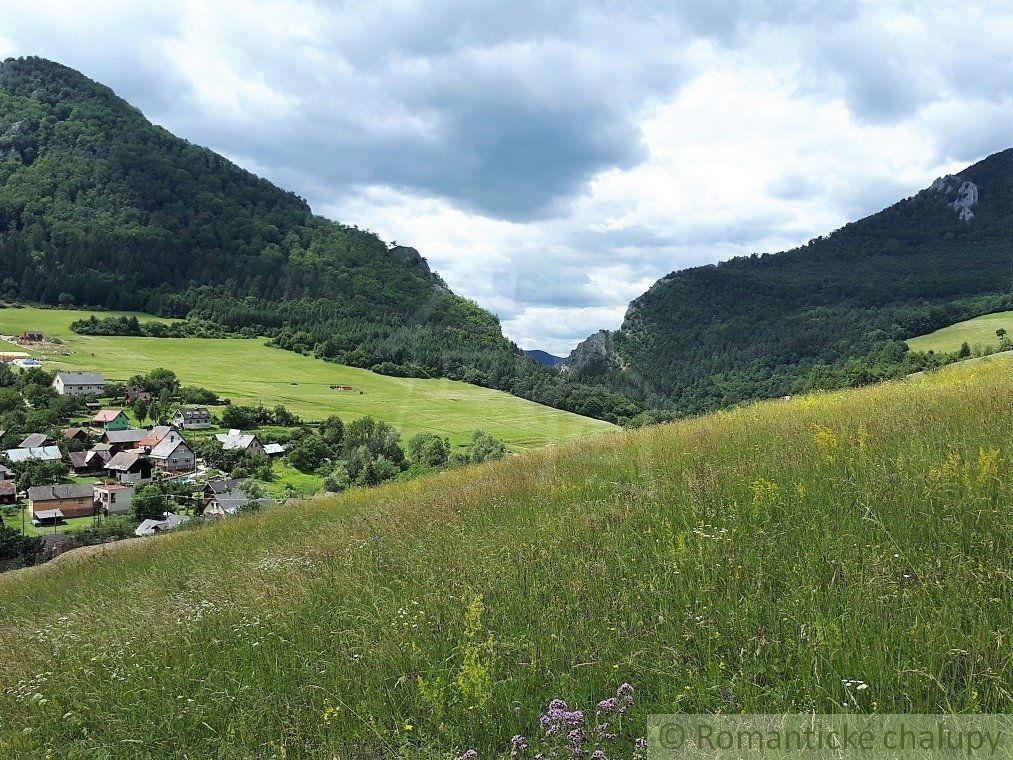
[{"left": 1, "top": 1, "right": 1011, "bottom": 353}]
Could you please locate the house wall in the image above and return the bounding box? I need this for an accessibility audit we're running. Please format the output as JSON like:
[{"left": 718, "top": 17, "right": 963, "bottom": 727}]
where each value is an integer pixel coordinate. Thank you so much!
[
  {"left": 104, "top": 415, "right": 129, "bottom": 431},
  {"left": 96, "top": 489, "right": 133, "bottom": 515},
  {"left": 29, "top": 496, "right": 94, "bottom": 519},
  {"left": 154, "top": 444, "right": 195, "bottom": 472},
  {"left": 54, "top": 379, "right": 105, "bottom": 396}
]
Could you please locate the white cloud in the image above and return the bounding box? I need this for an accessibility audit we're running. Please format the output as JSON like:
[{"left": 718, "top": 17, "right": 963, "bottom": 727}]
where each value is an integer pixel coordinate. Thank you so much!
[{"left": 0, "top": 0, "right": 1010, "bottom": 352}]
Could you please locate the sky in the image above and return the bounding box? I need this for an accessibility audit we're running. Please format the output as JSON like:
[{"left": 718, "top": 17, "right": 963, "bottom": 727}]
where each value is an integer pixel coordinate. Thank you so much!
[{"left": 1, "top": 1, "right": 1011, "bottom": 354}]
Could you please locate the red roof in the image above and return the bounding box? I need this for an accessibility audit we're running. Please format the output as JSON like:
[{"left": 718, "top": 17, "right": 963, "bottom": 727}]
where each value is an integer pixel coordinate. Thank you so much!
[{"left": 92, "top": 409, "right": 125, "bottom": 423}]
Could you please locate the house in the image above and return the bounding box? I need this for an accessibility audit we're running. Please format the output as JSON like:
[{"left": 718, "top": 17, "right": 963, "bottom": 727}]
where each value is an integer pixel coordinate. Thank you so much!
[
  {"left": 104, "top": 452, "right": 153, "bottom": 484},
  {"left": 0, "top": 464, "right": 14, "bottom": 480},
  {"left": 137, "top": 426, "right": 180, "bottom": 450},
  {"left": 203, "top": 478, "right": 248, "bottom": 508},
  {"left": 134, "top": 513, "right": 188, "bottom": 537},
  {"left": 68, "top": 449, "right": 111, "bottom": 475},
  {"left": 203, "top": 490, "right": 273, "bottom": 518},
  {"left": 32, "top": 509, "right": 65, "bottom": 527},
  {"left": 18, "top": 433, "right": 52, "bottom": 449},
  {"left": 4, "top": 446, "right": 62, "bottom": 463},
  {"left": 215, "top": 430, "right": 266, "bottom": 454},
  {"left": 27, "top": 483, "right": 95, "bottom": 520},
  {"left": 0, "top": 480, "right": 16, "bottom": 504},
  {"left": 93, "top": 483, "right": 134, "bottom": 516},
  {"left": 124, "top": 386, "right": 153, "bottom": 404},
  {"left": 263, "top": 443, "right": 286, "bottom": 457},
  {"left": 102, "top": 429, "right": 149, "bottom": 453},
  {"left": 62, "top": 427, "right": 89, "bottom": 443},
  {"left": 172, "top": 407, "right": 213, "bottom": 429},
  {"left": 17, "top": 331, "right": 44, "bottom": 344},
  {"left": 53, "top": 371, "right": 106, "bottom": 396},
  {"left": 91, "top": 409, "right": 129, "bottom": 431},
  {"left": 0, "top": 352, "right": 31, "bottom": 364},
  {"left": 150, "top": 437, "right": 195, "bottom": 473}
]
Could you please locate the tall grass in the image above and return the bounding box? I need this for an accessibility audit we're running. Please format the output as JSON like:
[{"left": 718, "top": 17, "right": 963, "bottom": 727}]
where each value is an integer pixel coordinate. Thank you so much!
[{"left": 2, "top": 356, "right": 1012, "bottom": 758}]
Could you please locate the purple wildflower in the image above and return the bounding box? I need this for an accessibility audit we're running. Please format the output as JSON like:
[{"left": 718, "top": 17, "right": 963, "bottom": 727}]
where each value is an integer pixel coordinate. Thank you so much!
[
  {"left": 593, "top": 722, "right": 618, "bottom": 741},
  {"left": 511, "top": 734, "right": 529, "bottom": 757},
  {"left": 634, "top": 738, "right": 647, "bottom": 750},
  {"left": 590, "top": 751, "right": 607, "bottom": 760},
  {"left": 454, "top": 751, "right": 478, "bottom": 760},
  {"left": 617, "top": 683, "right": 634, "bottom": 704},
  {"left": 568, "top": 727, "right": 584, "bottom": 755},
  {"left": 596, "top": 697, "right": 618, "bottom": 714}
]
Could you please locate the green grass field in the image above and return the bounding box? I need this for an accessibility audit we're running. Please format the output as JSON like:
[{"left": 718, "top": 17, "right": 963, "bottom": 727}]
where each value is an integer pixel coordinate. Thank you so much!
[
  {"left": 907, "top": 310, "right": 1013, "bottom": 353},
  {"left": 2, "top": 352, "right": 1012, "bottom": 757},
  {"left": 0, "top": 306, "right": 612, "bottom": 450}
]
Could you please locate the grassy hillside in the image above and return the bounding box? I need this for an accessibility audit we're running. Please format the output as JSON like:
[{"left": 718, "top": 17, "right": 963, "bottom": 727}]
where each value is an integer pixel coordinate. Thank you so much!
[
  {"left": 0, "top": 307, "right": 612, "bottom": 449},
  {"left": 907, "top": 310, "right": 1013, "bottom": 353},
  {"left": 2, "top": 354, "right": 1012, "bottom": 757}
]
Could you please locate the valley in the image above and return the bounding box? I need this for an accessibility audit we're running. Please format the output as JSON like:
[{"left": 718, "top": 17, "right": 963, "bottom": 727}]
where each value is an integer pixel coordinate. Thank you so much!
[{"left": 0, "top": 307, "right": 613, "bottom": 450}]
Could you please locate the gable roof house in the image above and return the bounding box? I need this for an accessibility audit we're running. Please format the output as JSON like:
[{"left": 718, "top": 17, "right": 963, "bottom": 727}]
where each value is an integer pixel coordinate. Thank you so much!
[
  {"left": 215, "top": 430, "right": 266, "bottom": 454},
  {"left": 102, "top": 429, "right": 149, "bottom": 453},
  {"left": 91, "top": 409, "right": 129, "bottom": 431},
  {"left": 124, "top": 386, "right": 154, "bottom": 404},
  {"left": 68, "top": 449, "right": 112, "bottom": 475},
  {"left": 150, "top": 437, "right": 195, "bottom": 473},
  {"left": 203, "top": 478, "right": 247, "bottom": 508},
  {"left": 4, "top": 446, "right": 62, "bottom": 463},
  {"left": 0, "top": 464, "right": 14, "bottom": 480},
  {"left": 172, "top": 407, "right": 213, "bottom": 429},
  {"left": 62, "top": 426, "right": 89, "bottom": 442},
  {"left": 105, "top": 452, "right": 153, "bottom": 484},
  {"left": 137, "top": 426, "right": 181, "bottom": 450},
  {"left": 18, "top": 433, "right": 52, "bottom": 449},
  {"left": 27, "top": 483, "right": 95, "bottom": 520},
  {"left": 53, "top": 371, "right": 106, "bottom": 396}
]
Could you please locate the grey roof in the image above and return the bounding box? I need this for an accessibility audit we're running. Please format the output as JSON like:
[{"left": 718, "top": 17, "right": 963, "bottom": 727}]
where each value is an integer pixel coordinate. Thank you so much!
[
  {"left": 215, "top": 433, "right": 261, "bottom": 450},
  {"left": 33, "top": 509, "right": 65, "bottom": 521},
  {"left": 0, "top": 464, "right": 14, "bottom": 478},
  {"left": 28, "top": 483, "right": 94, "bottom": 502},
  {"left": 150, "top": 437, "right": 190, "bottom": 459},
  {"left": 103, "top": 429, "right": 148, "bottom": 444},
  {"left": 263, "top": 443, "right": 286, "bottom": 455},
  {"left": 106, "top": 452, "right": 146, "bottom": 471},
  {"left": 175, "top": 407, "right": 212, "bottom": 419},
  {"left": 19, "top": 433, "right": 51, "bottom": 449},
  {"left": 135, "top": 513, "right": 188, "bottom": 536},
  {"left": 5, "top": 446, "right": 62, "bottom": 463},
  {"left": 208, "top": 493, "right": 275, "bottom": 514},
  {"left": 205, "top": 478, "right": 247, "bottom": 494},
  {"left": 55, "top": 371, "right": 105, "bottom": 385}
]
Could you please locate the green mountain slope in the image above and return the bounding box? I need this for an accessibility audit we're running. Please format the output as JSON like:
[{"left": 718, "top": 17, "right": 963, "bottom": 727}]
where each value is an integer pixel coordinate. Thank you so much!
[
  {"left": 569, "top": 149, "right": 1013, "bottom": 412},
  {"left": 2, "top": 354, "right": 1012, "bottom": 755},
  {"left": 0, "top": 56, "right": 637, "bottom": 422}
]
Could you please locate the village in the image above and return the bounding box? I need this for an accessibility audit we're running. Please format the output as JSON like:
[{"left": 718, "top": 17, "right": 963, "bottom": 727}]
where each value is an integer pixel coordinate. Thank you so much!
[{"left": 2, "top": 361, "right": 288, "bottom": 554}]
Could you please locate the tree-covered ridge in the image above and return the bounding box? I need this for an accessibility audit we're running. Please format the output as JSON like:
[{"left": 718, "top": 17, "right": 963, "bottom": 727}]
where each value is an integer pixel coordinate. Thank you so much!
[
  {"left": 0, "top": 57, "right": 638, "bottom": 423},
  {"left": 577, "top": 148, "right": 1013, "bottom": 412}
]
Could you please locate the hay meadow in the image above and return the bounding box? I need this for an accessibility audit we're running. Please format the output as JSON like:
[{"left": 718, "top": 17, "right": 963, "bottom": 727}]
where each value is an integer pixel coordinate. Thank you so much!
[{"left": 1, "top": 354, "right": 1012, "bottom": 758}]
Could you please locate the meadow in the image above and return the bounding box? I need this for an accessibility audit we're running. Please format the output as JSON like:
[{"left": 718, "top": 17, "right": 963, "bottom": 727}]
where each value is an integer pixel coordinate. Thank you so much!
[
  {"left": 907, "top": 310, "right": 1013, "bottom": 353},
  {"left": 0, "top": 307, "right": 612, "bottom": 450},
  {"left": 1, "top": 351, "right": 1012, "bottom": 758}
]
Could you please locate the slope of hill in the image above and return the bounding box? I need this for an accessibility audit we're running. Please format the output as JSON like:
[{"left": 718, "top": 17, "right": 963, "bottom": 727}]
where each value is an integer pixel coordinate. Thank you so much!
[
  {"left": 523, "top": 349, "right": 565, "bottom": 367},
  {"left": 0, "top": 56, "right": 637, "bottom": 423},
  {"left": 907, "top": 310, "right": 1013, "bottom": 354},
  {"left": 3, "top": 353, "right": 1012, "bottom": 756},
  {"left": 567, "top": 149, "right": 1013, "bottom": 412},
  {"left": 0, "top": 307, "right": 613, "bottom": 449}
]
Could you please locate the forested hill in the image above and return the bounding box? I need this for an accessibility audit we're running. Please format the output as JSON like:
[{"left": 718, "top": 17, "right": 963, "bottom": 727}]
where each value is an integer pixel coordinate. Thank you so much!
[
  {"left": 568, "top": 148, "right": 1013, "bottom": 412},
  {"left": 0, "top": 57, "right": 637, "bottom": 422}
]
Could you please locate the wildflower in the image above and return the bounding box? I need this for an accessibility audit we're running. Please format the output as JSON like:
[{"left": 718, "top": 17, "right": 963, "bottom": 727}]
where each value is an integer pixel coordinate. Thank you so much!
[
  {"left": 596, "top": 697, "right": 618, "bottom": 714},
  {"left": 617, "top": 683, "right": 635, "bottom": 704},
  {"left": 454, "top": 751, "right": 478, "bottom": 760},
  {"left": 568, "top": 727, "right": 584, "bottom": 754},
  {"left": 404, "top": 723, "right": 414, "bottom": 731},
  {"left": 511, "top": 735, "right": 528, "bottom": 757},
  {"left": 590, "top": 751, "right": 607, "bottom": 760}
]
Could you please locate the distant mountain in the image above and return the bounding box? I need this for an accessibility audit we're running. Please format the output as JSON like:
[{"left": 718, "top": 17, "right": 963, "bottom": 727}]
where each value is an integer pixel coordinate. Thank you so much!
[
  {"left": 523, "top": 350, "right": 565, "bottom": 367},
  {"left": 0, "top": 56, "right": 638, "bottom": 423},
  {"left": 567, "top": 148, "right": 1013, "bottom": 412}
]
